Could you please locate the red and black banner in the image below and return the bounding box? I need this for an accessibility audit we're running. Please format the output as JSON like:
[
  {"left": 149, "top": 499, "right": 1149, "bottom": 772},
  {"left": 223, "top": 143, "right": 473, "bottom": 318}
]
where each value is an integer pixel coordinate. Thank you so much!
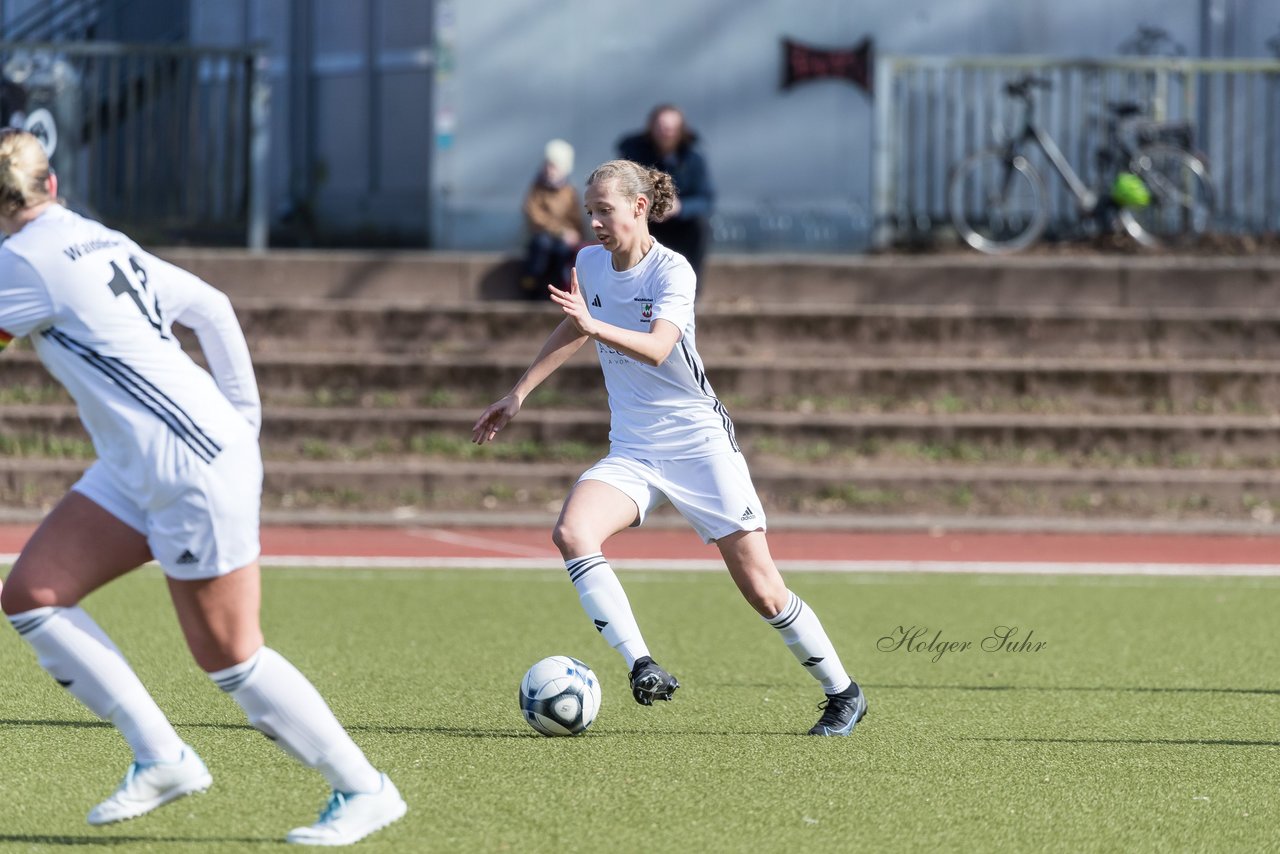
[{"left": 782, "top": 37, "right": 873, "bottom": 94}]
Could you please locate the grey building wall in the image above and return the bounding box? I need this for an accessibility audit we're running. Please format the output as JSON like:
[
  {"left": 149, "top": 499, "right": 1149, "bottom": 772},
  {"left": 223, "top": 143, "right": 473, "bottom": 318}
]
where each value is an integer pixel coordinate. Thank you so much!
[
  {"left": 186, "top": 0, "right": 1279, "bottom": 250},
  {"left": 190, "top": 0, "right": 433, "bottom": 245}
]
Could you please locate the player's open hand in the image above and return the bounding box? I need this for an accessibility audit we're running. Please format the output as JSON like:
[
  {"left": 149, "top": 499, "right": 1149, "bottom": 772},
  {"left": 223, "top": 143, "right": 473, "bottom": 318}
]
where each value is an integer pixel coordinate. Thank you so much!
[
  {"left": 472, "top": 393, "right": 522, "bottom": 444},
  {"left": 548, "top": 268, "right": 597, "bottom": 337}
]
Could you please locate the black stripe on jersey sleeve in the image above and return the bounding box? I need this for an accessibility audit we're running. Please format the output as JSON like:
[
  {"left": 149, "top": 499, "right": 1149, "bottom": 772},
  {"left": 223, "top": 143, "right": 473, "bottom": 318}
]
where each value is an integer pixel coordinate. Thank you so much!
[
  {"left": 42, "top": 328, "right": 222, "bottom": 463},
  {"left": 679, "top": 341, "right": 739, "bottom": 452}
]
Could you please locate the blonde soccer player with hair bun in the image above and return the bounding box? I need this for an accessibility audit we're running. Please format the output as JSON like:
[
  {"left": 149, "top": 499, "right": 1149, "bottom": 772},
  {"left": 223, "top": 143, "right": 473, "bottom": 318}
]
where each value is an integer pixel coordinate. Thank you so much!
[
  {"left": 474, "top": 159, "right": 867, "bottom": 736},
  {"left": 0, "top": 129, "right": 405, "bottom": 845}
]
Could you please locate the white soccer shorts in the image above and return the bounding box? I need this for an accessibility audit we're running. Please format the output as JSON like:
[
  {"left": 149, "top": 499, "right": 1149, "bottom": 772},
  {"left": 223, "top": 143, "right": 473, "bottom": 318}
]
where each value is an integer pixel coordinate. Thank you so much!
[
  {"left": 577, "top": 451, "right": 767, "bottom": 544},
  {"left": 71, "top": 436, "right": 263, "bottom": 580}
]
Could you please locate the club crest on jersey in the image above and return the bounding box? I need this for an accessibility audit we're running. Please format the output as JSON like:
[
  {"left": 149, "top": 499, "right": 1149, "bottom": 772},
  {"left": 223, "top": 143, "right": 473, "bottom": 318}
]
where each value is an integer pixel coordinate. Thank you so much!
[{"left": 640, "top": 303, "right": 653, "bottom": 320}]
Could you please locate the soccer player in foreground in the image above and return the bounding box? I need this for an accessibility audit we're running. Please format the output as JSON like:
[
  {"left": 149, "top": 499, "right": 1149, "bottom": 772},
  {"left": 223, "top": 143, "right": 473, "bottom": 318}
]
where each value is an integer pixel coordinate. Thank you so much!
[
  {"left": 473, "top": 159, "right": 866, "bottom": 736},
  {"left": 0, "top": 129, "right": 406, "bottom": 844}
]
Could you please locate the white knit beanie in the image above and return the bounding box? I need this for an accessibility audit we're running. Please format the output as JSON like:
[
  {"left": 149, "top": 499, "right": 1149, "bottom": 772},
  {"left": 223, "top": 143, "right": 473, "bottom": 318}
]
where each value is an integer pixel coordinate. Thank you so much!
[{"left": 544, "top": 138, "right": 574, "bottom": 175}]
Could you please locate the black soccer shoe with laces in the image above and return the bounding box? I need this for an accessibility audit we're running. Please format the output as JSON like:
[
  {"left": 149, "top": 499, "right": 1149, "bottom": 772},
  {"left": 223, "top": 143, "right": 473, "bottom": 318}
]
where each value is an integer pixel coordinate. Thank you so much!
[
  {"left": 808, "top": 680, "right": 867, "bottom": 736},
  {"left": 628, "top": 656, "right": 679, "bottom": 706}
]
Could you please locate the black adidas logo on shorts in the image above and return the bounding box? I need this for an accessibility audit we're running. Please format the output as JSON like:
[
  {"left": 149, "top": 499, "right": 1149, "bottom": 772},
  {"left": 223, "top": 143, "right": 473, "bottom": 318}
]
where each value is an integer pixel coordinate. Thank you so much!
[{"left": 176, "top": 549, "right": 199, "bottom": 565}]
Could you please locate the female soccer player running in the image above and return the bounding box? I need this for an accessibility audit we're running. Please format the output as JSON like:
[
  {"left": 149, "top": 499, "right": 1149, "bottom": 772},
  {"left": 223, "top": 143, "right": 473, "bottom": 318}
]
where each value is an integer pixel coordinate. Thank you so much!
[
  {"left": 473, "top": 159, "right": 867, "bottom": 736},
  {"left": 0, "top": 130, "right": 405, "bottom": 845}
]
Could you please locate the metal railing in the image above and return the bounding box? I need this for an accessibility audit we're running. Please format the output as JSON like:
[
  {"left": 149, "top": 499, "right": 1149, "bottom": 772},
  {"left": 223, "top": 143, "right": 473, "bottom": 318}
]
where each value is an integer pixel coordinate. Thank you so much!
[
  {"left": 711, "top": 202, "right": 872, "bottom": 252},
  {"left": 0, "top": 41, "right": 268, "bottom": 248},
  {"left": 872, "top": 54, "right": 1280, "bottom": 247}
]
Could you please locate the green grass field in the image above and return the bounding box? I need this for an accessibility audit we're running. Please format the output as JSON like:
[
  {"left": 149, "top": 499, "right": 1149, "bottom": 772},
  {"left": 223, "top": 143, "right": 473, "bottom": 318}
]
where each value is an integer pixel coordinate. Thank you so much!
[{"left": 2, "top": 565, "right": 1279, "bottom": 853}]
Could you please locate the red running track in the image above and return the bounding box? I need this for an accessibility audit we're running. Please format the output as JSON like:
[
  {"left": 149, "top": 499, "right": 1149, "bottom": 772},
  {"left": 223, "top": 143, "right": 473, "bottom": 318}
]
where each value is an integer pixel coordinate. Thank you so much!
[{"left": 1, "top": 524, "right": 1278, "bottom": 565}]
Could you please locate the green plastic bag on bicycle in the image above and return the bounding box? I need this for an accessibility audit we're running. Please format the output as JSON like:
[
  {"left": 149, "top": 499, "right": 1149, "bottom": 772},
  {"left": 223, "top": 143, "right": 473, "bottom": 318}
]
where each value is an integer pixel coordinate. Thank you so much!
[{"left": 1111, "top": 172, "right": 1151, "bottom": 208}]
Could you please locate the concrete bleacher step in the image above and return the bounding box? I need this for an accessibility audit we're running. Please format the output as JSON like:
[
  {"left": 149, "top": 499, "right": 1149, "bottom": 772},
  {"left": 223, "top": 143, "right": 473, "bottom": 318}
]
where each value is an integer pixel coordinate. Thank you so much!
[
  {"left": 224, "top": 299, "right": 1280, "bottom": 360},
  {"left": 8, "top": 251, "right": 1280, "bottom": 530},
  {"left": 6, "top": 350, "right": 1278, "bottom": 414},
  {"left": 6, "top": 457, "right": 1278, "bottom": 522},
  {"left": 7, "top": 405, "right": 1280, "bottom": 467},
  {"left": 158, "top": 249, "right": 1280, "bottom": 308}
]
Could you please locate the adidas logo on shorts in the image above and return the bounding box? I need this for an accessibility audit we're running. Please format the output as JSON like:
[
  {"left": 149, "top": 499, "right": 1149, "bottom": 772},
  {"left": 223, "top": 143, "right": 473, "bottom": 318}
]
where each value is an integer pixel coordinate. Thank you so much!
[
  {"left": 740, "top": 507, "right": 756, "bottom": 521},
  {"left": 176, "top": 549, "right": 199, "bottom": 565}
]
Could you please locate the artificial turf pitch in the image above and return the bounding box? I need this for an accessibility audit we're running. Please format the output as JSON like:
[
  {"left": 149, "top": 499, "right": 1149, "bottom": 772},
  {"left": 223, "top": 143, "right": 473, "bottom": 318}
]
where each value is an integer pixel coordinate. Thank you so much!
[{"left": 1, "top": 565, "right": 1278, "bottom": 853}]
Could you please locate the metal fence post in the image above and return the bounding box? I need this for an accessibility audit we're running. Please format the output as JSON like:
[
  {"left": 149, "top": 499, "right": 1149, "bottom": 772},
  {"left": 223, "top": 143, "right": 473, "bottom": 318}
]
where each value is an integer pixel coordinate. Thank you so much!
[
  {"left": 871, "top": 53, "right": 896, "bottom": 249},
  {"left": 248, "top": 48, "right": 270, "bottom": 251}
]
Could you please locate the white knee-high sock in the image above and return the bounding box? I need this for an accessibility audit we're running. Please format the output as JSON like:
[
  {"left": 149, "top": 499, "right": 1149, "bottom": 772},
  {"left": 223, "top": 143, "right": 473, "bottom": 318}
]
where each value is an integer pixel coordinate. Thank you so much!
[
  {"left": 565, "top": 553, "right": 650, "bottom": 668},
  {"left": 765, "top": 592, "right": 853, "bottom": 695},
  {"left": 209, "top": 646, "right": 381, "bottom": 794},
  {"left": 8, "top": 606, "right": 185, "bottom": 764}
]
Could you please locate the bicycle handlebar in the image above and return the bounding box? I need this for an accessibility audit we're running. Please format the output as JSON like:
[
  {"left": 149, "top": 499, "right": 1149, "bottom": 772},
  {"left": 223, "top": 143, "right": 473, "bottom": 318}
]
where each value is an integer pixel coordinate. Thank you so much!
[{"left": 1004, "top": 75, "right": 1053, "bottom": 99}]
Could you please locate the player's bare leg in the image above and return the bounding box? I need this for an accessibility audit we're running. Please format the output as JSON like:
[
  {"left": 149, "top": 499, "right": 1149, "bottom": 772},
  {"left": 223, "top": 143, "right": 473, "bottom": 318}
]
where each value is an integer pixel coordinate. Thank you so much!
[
  {"left": 0, "top": 491, "right": 209, "bottom": 824},
  {"left": 2, "top": 491, "right": 151, "bottom": 611},
  {"left": 552, "top": 478, "right": 639, "bottom": 557},
  {"left": 715, "top": 529, "right": 789, "bottom": 618},
  {"left": 166, "top": 560, "right": 263, "bottom": 671},
  {"left": 169, "top": 562, "right": 406, "bottom": 845},
  {"left": 553, "top": 479, "right": 678, "bottom": 704},
  {"left": 717, "top": 530, "right": 867, "bottom": 735}
]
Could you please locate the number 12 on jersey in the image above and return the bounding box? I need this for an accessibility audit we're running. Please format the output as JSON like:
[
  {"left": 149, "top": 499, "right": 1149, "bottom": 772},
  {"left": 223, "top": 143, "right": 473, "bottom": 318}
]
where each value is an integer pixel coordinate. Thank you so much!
[{"left": 107, "top": 256, "right": 168, "bottom": 338}]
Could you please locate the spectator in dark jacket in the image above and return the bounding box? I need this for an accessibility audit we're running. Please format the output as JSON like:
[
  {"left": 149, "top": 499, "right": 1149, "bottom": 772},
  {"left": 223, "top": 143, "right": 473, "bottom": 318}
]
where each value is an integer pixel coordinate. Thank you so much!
[{"left": 617, "top": 104, "right": 714, "bottom": 287}]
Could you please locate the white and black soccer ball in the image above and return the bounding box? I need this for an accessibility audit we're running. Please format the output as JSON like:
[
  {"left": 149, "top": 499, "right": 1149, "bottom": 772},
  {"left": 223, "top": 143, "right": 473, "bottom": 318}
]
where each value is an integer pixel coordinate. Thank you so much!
[{"left": 519, "top": 655, "right": 601, "bottom": 736}]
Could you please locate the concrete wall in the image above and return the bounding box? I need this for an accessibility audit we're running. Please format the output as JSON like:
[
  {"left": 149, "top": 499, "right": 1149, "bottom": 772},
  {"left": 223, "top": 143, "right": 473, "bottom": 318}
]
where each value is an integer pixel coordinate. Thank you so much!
[
  {"left": 185, "top": 0, "right": 1280, "bottom": 250},
  {"left": 189, "top": 0, "right": 434, "bottom": 245}
]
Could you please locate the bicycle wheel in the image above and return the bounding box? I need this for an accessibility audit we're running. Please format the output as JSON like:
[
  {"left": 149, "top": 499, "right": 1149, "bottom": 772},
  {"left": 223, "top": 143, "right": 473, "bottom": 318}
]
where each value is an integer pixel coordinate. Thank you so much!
[
  {"left": 948, "top": 148, "right": 1048, "bottom": 254},
  {"left": 1119, "top": 144, "right": 1214, "bottom": 248}
]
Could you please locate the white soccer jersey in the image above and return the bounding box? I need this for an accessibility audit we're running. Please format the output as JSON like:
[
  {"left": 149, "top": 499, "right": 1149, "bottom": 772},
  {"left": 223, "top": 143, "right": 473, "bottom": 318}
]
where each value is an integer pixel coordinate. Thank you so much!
[
  {"left": 0, "top": 205, "right": 260, "bottom": 498},
  {"left": 575, "top": 241, "right": 737, "bottom": 459}
]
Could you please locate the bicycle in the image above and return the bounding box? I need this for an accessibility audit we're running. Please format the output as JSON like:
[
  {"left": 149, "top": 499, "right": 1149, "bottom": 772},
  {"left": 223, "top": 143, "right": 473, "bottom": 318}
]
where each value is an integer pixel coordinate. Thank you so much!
[{"left": 948, "top": 75, "right": 1214, "bottom": 254}]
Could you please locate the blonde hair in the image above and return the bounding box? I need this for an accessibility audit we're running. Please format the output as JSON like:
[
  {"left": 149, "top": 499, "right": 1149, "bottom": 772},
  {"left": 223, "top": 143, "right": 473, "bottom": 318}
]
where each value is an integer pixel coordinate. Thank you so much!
[
  {"left": 585, "top": 159, "right": 676, "bottom": 221},
  {"left": 0, "top": 129, "right": 52, "bottom": 218}
]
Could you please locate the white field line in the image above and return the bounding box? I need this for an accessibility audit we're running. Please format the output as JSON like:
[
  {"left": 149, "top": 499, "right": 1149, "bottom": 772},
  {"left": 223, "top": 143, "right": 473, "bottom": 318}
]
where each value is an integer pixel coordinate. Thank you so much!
[
  {"left": 402, "top": 527, "right": 557, "bottom": 558},
  {"left": 251, "top": 557, "right": 1280, "bottom": 576},
  {"left": 4, "top": 554, "right": 1280, "bottom": 576}
]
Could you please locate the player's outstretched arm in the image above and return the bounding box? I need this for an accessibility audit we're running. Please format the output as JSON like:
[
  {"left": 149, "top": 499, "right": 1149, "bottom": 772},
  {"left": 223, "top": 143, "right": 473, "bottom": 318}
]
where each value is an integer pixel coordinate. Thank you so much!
[
  {"left": 472, "top": 393, "right": 520, "bottom": 445},
  {"left": 471, "top": 318, "right": 587, "bottom": 445}
]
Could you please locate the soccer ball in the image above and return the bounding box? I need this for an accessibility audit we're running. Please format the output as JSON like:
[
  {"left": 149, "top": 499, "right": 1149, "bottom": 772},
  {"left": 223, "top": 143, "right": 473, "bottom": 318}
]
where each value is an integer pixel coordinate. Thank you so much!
[{"left": 519, "top": 655, "right": 601, "bottom": 736}]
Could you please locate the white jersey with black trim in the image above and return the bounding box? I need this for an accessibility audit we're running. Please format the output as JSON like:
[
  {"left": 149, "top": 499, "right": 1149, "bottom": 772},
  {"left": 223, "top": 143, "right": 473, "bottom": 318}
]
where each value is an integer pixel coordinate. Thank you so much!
[
  {"left": 575, "top": 241, "right": 737, "bottom": 459},
  {"left": 0, "top": 205, "right": 260, "bottom": 497}
]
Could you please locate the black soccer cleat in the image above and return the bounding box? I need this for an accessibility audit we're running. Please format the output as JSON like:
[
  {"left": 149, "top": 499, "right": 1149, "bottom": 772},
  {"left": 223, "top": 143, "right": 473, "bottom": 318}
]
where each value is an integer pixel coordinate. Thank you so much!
[
  {"left": 808, "top": 680, "right": 867, "bottom": 736},
  {"left": 628, "top": 656, "right": 679, "bottom": 706}
]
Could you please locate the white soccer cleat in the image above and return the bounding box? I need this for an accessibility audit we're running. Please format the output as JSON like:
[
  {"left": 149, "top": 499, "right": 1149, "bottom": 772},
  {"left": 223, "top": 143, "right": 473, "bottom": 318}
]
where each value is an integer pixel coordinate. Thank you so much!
[
  {"left": 286, "top": 773, "right": 407, "bottom": 846},
  {"left": 86, "top": 745, "right": 213, "bottom": 825}
]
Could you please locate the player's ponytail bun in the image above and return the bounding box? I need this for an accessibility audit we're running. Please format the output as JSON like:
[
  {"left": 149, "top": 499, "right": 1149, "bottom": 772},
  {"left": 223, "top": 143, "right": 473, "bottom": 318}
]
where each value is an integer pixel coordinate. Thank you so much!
[
  {"left": 646, "top": 169, "right": 676, "bottom": 221},
  {"left": 586, "top": 159, "right": 678, "bottom": 222},
  {"left": 0, "top": 129, "right": 51, "bottom": 218}
]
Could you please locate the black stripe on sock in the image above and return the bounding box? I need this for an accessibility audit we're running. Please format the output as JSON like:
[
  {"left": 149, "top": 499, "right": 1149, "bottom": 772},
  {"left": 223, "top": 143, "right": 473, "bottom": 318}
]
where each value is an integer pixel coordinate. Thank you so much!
[
  {"left": 774, "top": 604, "right": 805, "bottom": 630},
  {"left": 769, "top": 595, "right": 804, "bottom": 630},
  {"left": 565, "top": 553, "right": 603, "bottom": 572},
  {"left": 214, "top": 658, "right": 259, "bottom": 693},
  {"left": 9, "top": 611, "right": 55, "bottom": 635},
  {"left": 567, "top": 556, "right": 608, "bottom": 583}
]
